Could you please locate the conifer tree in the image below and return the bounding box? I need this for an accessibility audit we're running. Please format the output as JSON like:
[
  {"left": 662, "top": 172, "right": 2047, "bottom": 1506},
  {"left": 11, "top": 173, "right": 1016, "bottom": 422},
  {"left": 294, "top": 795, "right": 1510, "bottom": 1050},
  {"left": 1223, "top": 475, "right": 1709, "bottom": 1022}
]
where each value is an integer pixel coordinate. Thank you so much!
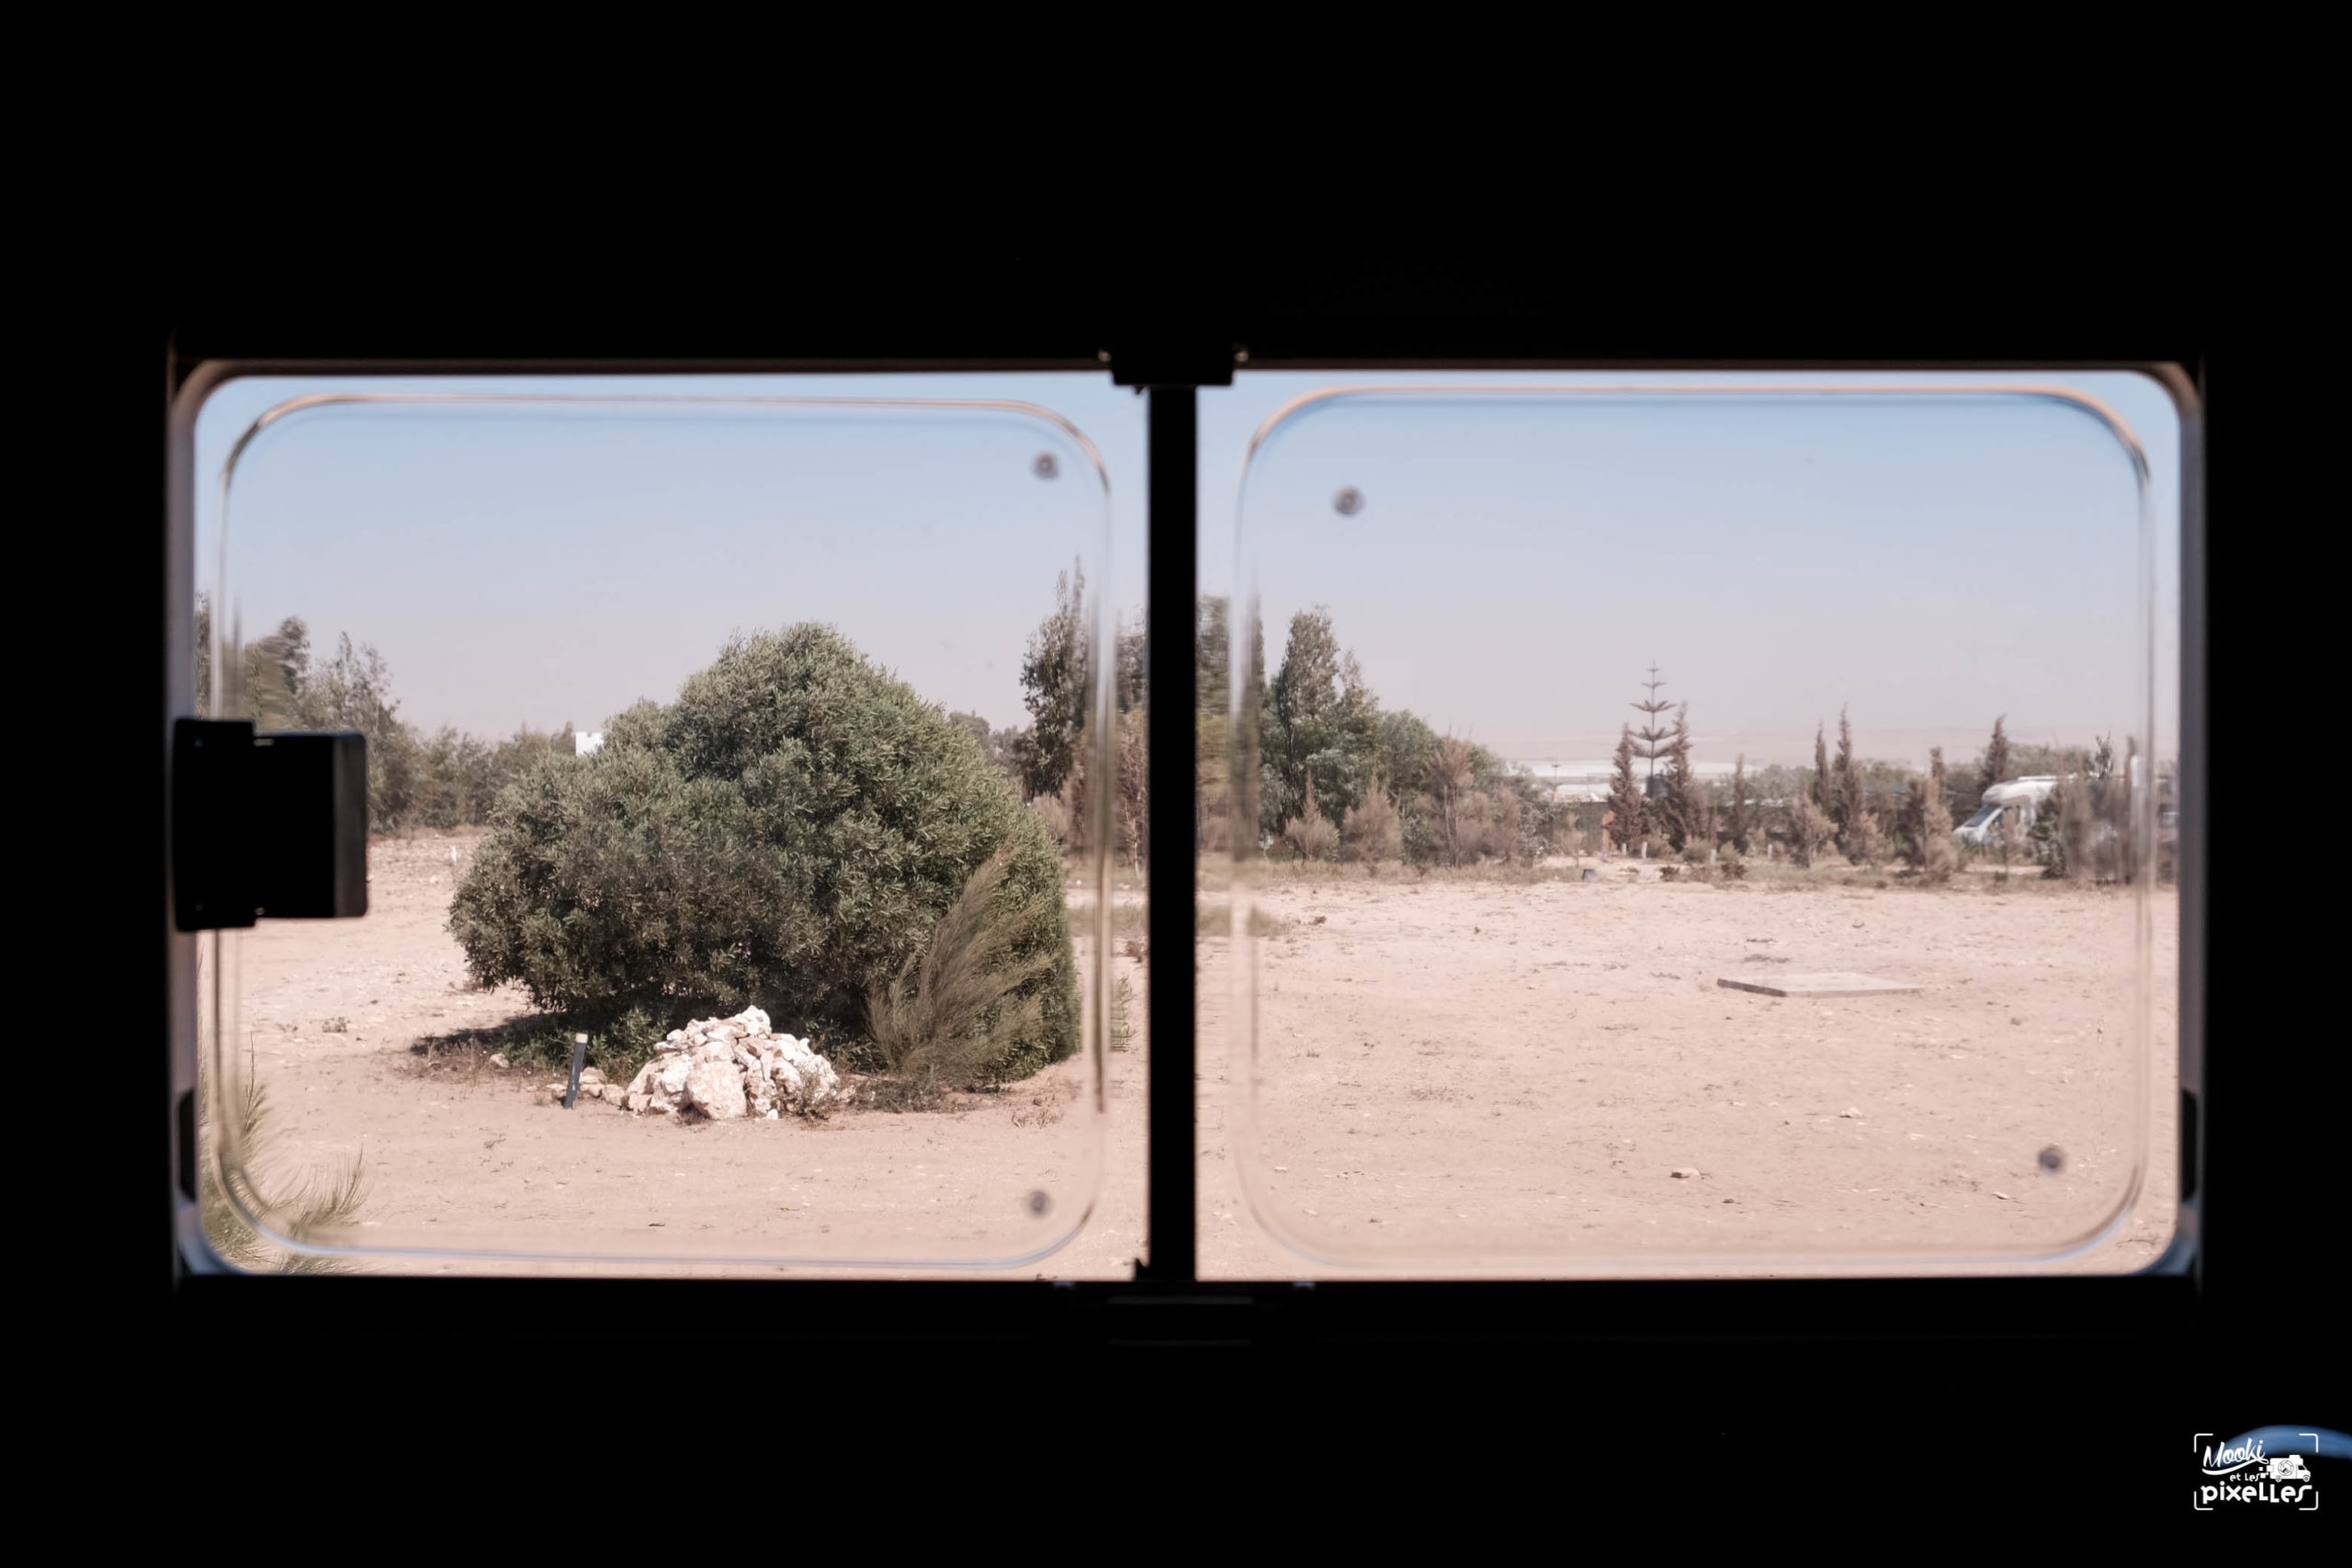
[
  {"left": 1725, "top": 754, "right": 1752, "bottom": 853},
  {"left": 1630, "top": 664, "right": 1674, "bottom": 797},
  {"left": 1979, "top": 714, "right": 2014, "bottom": 799},
  {"left": 1832, "top": 705, "right": 1862, "bottom": 847},
  {"left": 1660, "top": 704, "right": 1697, "bottom": 851},
  {"left": 1917, "top": 746, "right": 1957, "bottom": 882},
  {"left": 1607, "top": 726, "right": 1644, "bottom": 852}
]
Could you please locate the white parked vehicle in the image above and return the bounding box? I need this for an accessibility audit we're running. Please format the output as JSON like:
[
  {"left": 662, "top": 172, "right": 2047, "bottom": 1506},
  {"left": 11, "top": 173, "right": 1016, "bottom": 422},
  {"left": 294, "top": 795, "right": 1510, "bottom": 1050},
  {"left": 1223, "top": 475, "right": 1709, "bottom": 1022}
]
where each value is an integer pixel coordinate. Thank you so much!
[{"left": 1954, "top": 775, "right": 2058, "bottom": 847}]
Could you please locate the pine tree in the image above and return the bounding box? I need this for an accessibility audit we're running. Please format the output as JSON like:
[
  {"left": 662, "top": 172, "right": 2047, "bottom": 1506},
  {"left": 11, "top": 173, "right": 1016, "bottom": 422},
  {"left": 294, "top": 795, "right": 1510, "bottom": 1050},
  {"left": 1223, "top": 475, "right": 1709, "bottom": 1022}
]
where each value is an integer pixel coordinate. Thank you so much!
[
  {"left": 1980, "top": 715, "right": 2013, "bottom": 798},
  {"left": 1607, "top": 725, "right": 1644, "bottom": 852},
  {"left": 1630, "top": 664, "right": 1674, "bottom": 798},
  {"left": 1831, "top": 705, "right": 1862, "bottom": 847},
  {"left": 1812, "top": 723, "right": 1831, "bottom": 812},
  {"left": 1015, "top": 562, "right": 1089, "bottom": 802},
  {"left": 1660, "top": 703, "right": 1697, "bottom": 851},
  {"left": 1194, "top": 595, "right": 1232, "bottom": 852},
  {"left": 1725, "top": 755, "right": 1752, "bottom": 853},
  {"left": 194, "top": 592, "right": 213, "bottom": 716},
  {"left": 242, "top": 615, "right": 311, "bottom": 730},
  {"left": 1266, "top": 605, "right": 1381, "bottom": 837}
]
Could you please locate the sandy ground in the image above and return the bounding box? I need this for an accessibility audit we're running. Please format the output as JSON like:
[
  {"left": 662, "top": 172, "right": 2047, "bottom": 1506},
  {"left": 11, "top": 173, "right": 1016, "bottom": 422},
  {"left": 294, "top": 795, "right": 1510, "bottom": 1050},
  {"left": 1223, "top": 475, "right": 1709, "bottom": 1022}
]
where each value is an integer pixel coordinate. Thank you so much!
[{"left": 217, "top": 832, "right": 2177, "bottom": 1279}]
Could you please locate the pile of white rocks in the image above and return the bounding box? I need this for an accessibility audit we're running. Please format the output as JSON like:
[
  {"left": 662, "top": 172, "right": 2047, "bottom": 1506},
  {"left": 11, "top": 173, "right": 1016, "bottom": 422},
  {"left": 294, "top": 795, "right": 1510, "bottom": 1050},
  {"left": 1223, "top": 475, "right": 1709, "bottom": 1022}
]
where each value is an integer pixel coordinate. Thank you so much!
[{"left": 558, "top": 1007, "right": 845, "bottom": 1121}]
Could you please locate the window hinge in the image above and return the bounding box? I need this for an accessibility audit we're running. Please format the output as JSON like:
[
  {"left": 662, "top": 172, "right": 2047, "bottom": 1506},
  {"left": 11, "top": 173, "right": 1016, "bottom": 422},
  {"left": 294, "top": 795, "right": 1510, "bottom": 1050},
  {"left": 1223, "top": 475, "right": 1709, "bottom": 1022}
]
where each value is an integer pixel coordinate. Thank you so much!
[{"left": 172, "top": 718, "right": 369, "bottom": 931}]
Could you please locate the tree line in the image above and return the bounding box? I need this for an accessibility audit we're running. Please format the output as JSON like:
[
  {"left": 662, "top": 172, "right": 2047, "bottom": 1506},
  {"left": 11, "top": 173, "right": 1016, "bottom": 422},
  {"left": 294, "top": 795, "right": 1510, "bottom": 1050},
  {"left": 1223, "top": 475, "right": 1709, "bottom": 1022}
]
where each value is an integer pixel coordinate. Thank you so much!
[
  {"left": 993, "top": 571, "right": 2153, "bottom": 885},
  {"left": 196, "top": 596, "right": 577, "bottom": 834},
  {"left": 993, "top": 568, "right": 1555, "bottom": 868},
  {"left": 203, "top": 576, "right": 2154, "bottom": 886},
  {"left": 1598, "top": 689, "right": 2148, "bottom": 883}
]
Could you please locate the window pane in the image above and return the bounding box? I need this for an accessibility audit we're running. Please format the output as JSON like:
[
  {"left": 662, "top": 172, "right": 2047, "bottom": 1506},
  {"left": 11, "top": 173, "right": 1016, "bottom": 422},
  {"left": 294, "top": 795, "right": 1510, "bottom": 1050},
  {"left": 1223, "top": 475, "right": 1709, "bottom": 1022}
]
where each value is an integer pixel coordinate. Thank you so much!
[
  {"left": 1205, "top": 376, "right": 2181, "bottom": 1276},
  {"left": 193, "top": 382, "right": 1139, "bottom": 1273}
]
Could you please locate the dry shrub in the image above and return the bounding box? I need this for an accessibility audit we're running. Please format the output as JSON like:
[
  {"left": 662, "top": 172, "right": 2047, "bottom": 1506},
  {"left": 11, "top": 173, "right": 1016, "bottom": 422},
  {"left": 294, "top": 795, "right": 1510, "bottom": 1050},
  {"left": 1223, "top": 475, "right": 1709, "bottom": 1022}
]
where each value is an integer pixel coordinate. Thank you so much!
[
  {"left": 865, "top": 846, "right": 1058, "bottom": 1109},
  {"left": 1454, "top": 788, "right": 1525, "bottom": 863},
  {"left": 200, "top": 1063, "right": 369, "bottom": 1273},
  {"left": 1029, "top": 787, "right": 1075, "bottom": 855},
  {"left": 1846, "top": 810, "right": 1889, "bottom": 868},
  {"left": 1282, "top": 784, "right": 1340, "bottom": 862},
  {"left": 1426, "top": 737, "right": 1477, "bottom": 863},
  {"left": 1340, "top": 784, "right": 1403, "bottom": 863},
  {"left": 1787, "top": 798, "right": 1836, "bottom": 867},
  {"left": 1717, "top": 847, "right": 1747, "bottom": 881},
  {"left": 1916, "top": 780, "right": 1957, "bottom": 885}
]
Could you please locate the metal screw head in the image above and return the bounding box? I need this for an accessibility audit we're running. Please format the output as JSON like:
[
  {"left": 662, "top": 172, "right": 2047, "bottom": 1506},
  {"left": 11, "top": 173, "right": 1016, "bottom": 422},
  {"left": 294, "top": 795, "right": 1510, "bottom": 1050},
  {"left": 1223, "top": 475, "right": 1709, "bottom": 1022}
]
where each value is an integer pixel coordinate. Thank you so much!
[
  {"left": 1333, "top": 486, "right": 1364, "bottom": 516},
  {"left": 1033, "top": 452, "right": 1058, "bottom": 479},
  {"left": 2038, "top": 1145, "right": 2065, "bottom": 1172},
  {"left": 1025, "top": 1190, "right": 1052, "bottom": 1217}
]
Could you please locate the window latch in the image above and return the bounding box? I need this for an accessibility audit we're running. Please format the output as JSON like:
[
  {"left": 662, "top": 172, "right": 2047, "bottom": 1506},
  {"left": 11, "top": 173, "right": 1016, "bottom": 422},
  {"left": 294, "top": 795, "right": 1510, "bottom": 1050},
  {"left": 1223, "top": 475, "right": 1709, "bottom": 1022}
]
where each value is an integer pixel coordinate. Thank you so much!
[
  {"left": 173, "top": 718, "right": 369, "bottom": 931},
  {"left": 1104, "top": 338, "right": 1243, "bottom": 389}
]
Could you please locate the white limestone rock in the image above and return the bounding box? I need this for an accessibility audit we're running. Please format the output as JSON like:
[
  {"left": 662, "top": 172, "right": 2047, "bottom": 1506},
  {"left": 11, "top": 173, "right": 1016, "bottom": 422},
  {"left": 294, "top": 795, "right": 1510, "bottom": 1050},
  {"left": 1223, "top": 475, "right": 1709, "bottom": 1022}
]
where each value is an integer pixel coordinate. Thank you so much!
[
  {"left": 685, "top": 1060, "right": 748, "bottom": 1120},
  {"left": 617, "top": 1007, "right": 841, "bottom": 1121}
]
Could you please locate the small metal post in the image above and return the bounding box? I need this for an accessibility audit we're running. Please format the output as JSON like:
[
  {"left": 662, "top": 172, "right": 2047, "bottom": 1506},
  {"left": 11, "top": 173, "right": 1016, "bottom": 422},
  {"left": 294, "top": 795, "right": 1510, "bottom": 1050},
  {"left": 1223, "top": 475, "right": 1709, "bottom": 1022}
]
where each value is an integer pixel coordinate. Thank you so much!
[{"left": 563, "top": 1032, "right": 588, "bottom": 1109}]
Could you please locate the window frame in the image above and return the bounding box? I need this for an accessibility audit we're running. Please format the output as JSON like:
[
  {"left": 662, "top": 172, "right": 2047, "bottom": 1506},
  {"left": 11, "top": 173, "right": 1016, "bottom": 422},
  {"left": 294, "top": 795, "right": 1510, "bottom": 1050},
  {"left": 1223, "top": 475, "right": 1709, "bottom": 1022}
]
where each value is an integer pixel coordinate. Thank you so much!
[{"left": 160, "top": 329, "right": 2208, "bottom": 1358}]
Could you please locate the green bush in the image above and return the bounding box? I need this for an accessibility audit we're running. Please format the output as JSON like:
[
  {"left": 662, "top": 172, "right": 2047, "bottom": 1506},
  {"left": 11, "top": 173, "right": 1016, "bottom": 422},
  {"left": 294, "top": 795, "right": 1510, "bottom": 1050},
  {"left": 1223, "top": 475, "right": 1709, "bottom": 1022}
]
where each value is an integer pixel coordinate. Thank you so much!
[{"left": 448, "top": 625, "right": 1079, "bottom": 1082}]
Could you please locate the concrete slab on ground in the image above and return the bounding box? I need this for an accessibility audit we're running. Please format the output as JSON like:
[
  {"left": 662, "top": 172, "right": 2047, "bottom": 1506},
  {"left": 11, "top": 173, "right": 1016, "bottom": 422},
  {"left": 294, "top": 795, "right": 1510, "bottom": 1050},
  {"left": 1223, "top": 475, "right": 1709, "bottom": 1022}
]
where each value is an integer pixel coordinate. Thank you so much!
[{"left": 1717, "top": 972, "right": 1924, "bottom": 998}]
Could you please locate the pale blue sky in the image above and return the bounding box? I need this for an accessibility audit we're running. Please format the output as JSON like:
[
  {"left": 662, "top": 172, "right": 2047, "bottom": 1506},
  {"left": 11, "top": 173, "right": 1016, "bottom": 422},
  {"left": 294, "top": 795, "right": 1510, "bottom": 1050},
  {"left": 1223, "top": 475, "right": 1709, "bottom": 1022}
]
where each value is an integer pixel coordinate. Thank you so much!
[{"left": 193, "top": 369, "right": 2182, "bottom": 771}]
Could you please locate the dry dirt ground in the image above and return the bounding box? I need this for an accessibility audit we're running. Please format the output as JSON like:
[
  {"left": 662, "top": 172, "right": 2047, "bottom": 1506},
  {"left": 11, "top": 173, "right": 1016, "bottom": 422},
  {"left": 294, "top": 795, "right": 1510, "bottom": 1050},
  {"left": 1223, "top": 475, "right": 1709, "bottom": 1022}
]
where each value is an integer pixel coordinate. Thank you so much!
[{"left": 219, "top": 831, "right": 2177, "bottom": 1279}]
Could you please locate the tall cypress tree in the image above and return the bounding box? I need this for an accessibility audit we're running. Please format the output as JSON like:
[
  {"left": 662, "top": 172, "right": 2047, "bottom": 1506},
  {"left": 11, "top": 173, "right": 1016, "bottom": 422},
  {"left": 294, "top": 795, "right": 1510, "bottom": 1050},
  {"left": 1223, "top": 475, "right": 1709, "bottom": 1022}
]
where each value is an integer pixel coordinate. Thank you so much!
[
  {"left": 1812, "top": 723, "right": 1831, "bottom": 811},
  {"left": 1725, "top": 754, "right": 1752, "bottom": 853},
  {"left": 1832, "top": 705, "right": 1861, "bottom": 844},
  {"left": 1980, "top": 714, "right": 2014, "bottom": 799},
  {"left": 1607, "top": 725, "right": 1644, "bottom": 851},
  {"left": 1661, "top": 703, "right": 1697, "bottom": 851}
]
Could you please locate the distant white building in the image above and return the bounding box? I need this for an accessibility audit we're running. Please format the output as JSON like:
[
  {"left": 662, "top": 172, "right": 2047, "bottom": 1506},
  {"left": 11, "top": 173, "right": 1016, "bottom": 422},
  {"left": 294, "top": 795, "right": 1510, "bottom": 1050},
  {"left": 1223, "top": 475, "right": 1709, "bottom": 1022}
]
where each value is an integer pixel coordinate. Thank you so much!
[
  {"left": 1510, "top": 758, "right": 1743, "bottom": 802},
  {"left": 575, "top": 731, "right": 605, "bottom": 757}
]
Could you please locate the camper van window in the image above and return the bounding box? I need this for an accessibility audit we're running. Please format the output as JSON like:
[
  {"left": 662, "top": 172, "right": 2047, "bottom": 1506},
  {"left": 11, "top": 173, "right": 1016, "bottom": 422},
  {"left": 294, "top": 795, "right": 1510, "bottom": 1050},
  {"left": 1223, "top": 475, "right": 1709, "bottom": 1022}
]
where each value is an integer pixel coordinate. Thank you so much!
[{"left": 180, "top": 367, "right": 2186, "bottom": 1284}]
